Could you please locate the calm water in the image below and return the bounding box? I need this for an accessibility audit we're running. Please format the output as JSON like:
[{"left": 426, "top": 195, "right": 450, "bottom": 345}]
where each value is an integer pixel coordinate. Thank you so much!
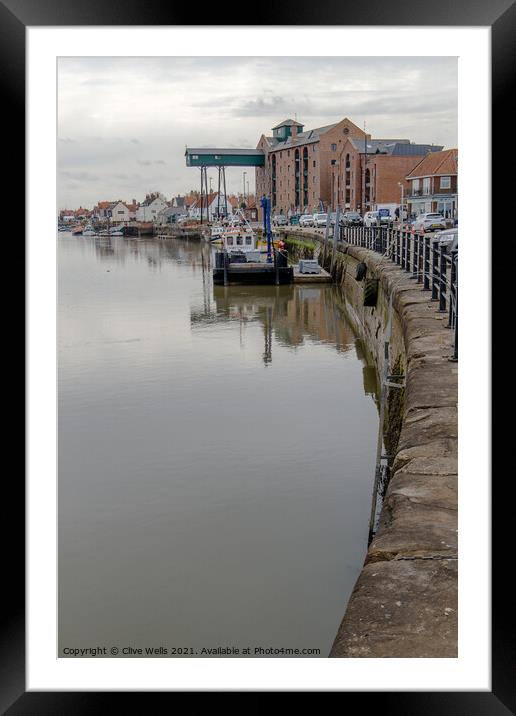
[{"left": 58, "top": 233, "right": 378, "bottom": 657}]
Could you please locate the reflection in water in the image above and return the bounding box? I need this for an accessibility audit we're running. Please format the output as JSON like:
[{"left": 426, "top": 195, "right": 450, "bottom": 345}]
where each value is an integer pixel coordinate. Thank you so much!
[{"left": 58, "top": 233, "right": 379, "bottom": 658}]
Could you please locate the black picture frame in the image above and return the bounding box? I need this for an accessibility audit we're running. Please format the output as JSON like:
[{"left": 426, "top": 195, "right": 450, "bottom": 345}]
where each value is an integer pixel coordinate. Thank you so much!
[{"left": 2, "top": 0, "right": 510, "bottom": 709}]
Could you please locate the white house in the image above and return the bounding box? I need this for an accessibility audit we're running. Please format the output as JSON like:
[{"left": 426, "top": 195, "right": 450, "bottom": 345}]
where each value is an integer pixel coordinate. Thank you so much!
[
  {"left": 188, "top": 192, "right": 234, "bottom": 221},
  {"left": 109, "top": 201, "right": 131, "bottom": 224},
  {"left": 136, "top": 193, "right": 168, "bottom": 222}
]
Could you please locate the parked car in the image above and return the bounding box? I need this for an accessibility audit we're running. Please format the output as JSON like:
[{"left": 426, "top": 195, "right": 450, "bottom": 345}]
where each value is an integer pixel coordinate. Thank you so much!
[
  {"left": 313, "top": 213, "right": 328, "bottom": 227},
  {"left": 299, "top": 214, "right": 315, "bottom": 227},
  {"left": 342, "top": 211, "right": 363, "bottom": 227},
  {"left": 412, "top": 213, "right": 447, "bottom": 233},
  {"left": 363, "top": 211, "right": 381, "bottom": 227},
  {"left": 329, "top": 212, "right": 343, "bottom": 226},
  {"left": 289, "top": 213, "right": 301, "bottom": 225},
  {"left": 432, "top": 228, "right": 458, "bottom": 253},
  {"left": 272, "top": 214, "right": 288, "bottom": 227}
]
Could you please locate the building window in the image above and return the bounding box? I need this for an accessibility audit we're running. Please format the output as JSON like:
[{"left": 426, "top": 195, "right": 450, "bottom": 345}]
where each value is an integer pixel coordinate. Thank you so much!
[
  {"left": 313, "top": 161, "right": 316, "bottom": 167},
  {"left": 331, "top": 144, "right": 337, "bottom": 151},
  {"left": 423, "top": 178, "right": 431, "bottom": 195},
  {"left": 440, "top": 176, "right": 451, "bottom": 189},
  {"left": 412, "top": 179, "right": 420, "bottom": 192}
]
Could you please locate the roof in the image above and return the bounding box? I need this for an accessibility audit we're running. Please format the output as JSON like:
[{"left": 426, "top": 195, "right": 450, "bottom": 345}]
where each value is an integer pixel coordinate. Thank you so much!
[
  {"left": 186, "top": 148, "right": 263, "bottom": 157},
  {"left": 348, "top": 138, "right": 443, "bottom": 157},
  {"left": 272, "top": 118, "right": 304, "bottom": 130},
  {"left": 406, "top": 148, "right": 458, "bottom": 179},
  {"left": 262, "top": 122, "right": 343, "bottom": 151}
]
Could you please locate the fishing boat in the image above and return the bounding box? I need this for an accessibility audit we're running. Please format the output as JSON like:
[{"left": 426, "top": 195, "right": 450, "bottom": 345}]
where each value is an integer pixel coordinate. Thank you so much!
[
  {"left": 71, "top": 225, "right": 83, "bottom": 235},
  {"left": 212, "top": 206, "right": 293, "bottom": 285},
  {"left": 214, "top": 210, "right": 261, "bottom": 260},
  {"left": 109, "top": 226, "right": 123, "bottom": 236}
]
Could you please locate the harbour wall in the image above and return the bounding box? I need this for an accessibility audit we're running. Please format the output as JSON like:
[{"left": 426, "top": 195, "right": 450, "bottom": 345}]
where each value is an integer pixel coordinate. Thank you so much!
[{"left": 282, "top": 231, "right": 458, "bottom": 658}]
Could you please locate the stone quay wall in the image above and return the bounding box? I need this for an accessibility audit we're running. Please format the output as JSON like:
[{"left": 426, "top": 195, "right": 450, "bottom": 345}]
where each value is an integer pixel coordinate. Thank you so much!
[{"left": 282, "top": 229, "right": 458, "bottom": 658}]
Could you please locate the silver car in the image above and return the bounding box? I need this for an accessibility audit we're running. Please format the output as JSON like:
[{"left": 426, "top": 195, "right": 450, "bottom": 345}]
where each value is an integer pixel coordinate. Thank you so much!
[
  {"left": 313, "top": 213, "right": 328, "bottom": 227},
  {"left": 413, "top": 213, "right": 446, "bottom": 233},
  {"left": 299, "top": 214, "right": 314, "bottom": 227}
]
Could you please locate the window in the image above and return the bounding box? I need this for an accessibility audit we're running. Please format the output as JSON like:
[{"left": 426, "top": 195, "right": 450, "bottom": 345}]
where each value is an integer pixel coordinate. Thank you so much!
[
  {"left": 440, "top": 176, "right": 451, "bottom": 189},
  {"left": 313, "top": 161, "right": 316, "bottom": 167},
  {"left": 236, "top": 235, "right": 243, "bottom": 245},
  {"left": 423, "top": 178, "right": 431, "bottom": 195},
  {"left": 245, "top": 236, "right": 252, "bottom": 245},
  {"left": 412, "top": 179, "right": 420, "bottom": 192},
  {"left": 192, "top": 155, "right": 198, "bottom": 159},
  {"left": 227, "top": 236, "right": 234, "bottom": 246},
  {"left": 331, "top": 144, "right": 337, "bottom": 151}
]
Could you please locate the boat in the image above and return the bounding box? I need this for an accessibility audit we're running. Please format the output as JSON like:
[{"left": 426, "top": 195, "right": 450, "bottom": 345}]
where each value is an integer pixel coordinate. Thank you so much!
[
  {"left": 71, "top": 225, "right": 83, "bottom": 235},
  {"left": 215, "top": 210, "right": 261, "bottom": 260},
  {"left": 109, "top": 227, "right": 123, "bottom": 236},
  {"left": 83, "top": 224, "right": 97, "bottom": 237},
  {"left": 212, "top": 208, "right": 293, "bottom": 285}
]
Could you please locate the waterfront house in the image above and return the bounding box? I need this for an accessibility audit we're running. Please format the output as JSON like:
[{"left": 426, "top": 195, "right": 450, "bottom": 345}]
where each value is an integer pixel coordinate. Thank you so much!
[
  {"left": 405, "top": 149, "right": 458, "bottom": 219},
  {"left": 109, "top": 201, "right": 131, "bottom": 224},
  {"left": 136, "top": 193, "right": 168, "bottom": 222},
  {"left": 188, "top": 192, "right": 234, "bottom": 221},
  {"left": 125, "top": 200, "right": 139, "bottom": 221}
]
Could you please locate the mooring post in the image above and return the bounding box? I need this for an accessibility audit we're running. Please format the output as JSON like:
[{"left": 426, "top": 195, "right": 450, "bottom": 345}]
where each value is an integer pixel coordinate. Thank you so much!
[{"left": 223, "top": 249, "right": 228, "bottom": 287}]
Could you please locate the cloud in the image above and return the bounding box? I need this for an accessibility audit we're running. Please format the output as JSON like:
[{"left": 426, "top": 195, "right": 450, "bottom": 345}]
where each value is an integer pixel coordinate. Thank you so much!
[
  {"left": 57, "top": 56, "right": 457, "bottom": 208},
  {"left": 136, "top": 159, "right": 167, "bottom": 166}
]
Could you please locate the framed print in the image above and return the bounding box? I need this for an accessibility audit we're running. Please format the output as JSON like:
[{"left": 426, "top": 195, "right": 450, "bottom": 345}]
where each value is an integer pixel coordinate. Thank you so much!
[{"left": 2, "top": 0, "right": 511, "bottom": 708}]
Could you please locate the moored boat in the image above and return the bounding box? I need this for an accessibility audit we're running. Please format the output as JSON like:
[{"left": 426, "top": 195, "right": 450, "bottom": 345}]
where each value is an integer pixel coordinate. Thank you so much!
[{"left": 83, "top": 224, "right": 97, "bottom": 236}]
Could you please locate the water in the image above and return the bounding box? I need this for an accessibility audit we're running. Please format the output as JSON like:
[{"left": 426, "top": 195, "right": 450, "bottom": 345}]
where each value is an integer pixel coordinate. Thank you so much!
[{"left": 58, "top": 233, "right": 379, "bottom": 657}]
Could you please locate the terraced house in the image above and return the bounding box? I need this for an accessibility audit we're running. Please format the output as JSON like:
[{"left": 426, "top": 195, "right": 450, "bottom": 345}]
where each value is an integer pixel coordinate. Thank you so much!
[{"left": 405, "top": 148, "right": 458, "bottom": 219}]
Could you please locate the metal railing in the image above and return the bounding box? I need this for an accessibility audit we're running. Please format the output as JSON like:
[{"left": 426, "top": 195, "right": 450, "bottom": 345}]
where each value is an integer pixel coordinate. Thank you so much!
[{"left": 336, "top": 224, "right": 458, "bottom": 360}]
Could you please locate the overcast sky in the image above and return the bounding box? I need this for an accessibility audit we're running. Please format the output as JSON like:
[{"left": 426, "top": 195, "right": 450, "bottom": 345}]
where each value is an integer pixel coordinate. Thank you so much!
[{"left": 58, "top": 56, "right": 457, "bottom": 209}]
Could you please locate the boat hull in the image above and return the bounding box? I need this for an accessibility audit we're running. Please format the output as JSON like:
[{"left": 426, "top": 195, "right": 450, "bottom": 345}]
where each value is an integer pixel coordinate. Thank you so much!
[{"left": 213, "top": 264, "right": 293, "bottom": 285}]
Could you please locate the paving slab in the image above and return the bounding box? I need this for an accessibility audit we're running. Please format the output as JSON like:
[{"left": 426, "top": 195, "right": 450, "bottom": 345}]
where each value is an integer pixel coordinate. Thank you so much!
[{"left": 330, "top": 559, "right": 458, "bottom": 658}]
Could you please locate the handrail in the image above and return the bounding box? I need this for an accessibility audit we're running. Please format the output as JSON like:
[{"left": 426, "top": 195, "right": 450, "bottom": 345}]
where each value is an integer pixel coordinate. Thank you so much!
[{"left": 337, "top": 225, "right": 458, "bottom": 360}]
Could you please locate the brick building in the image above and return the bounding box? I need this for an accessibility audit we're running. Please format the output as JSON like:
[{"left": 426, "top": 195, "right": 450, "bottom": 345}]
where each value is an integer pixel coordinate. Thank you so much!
[
  {"left": 255, "top": 117, "right": 369, "bottom": 218},
  {"left": 405, "top": 148, "right": 458, "bottom": 219},
  {"left": 256, "top": 116, "right": 444, "bottom": 218},
  {"left": 331, "top": 137, "right": 443, "bottom": 214}
]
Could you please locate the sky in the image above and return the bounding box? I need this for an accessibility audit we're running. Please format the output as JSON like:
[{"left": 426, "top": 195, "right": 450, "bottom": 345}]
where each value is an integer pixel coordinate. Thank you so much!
[{"left": 58, "top": 56, "right": 457, "bottom": 209}]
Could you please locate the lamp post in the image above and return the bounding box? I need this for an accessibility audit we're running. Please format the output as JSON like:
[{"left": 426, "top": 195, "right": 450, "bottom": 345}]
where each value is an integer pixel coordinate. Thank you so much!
[
  {"left": 243, "top": 171, "right": 247, "bottom": 204},
  {"left": 398, "top": 181, "right": 404, "bottom": 231}
]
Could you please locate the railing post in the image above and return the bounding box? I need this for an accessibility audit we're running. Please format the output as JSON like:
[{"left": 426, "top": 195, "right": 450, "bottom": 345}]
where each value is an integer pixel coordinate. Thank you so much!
[
  {"left": 451, "top": 254, "right": 458, "bottom": 360},
  {"left": 411, "top": 233, "right": 418, "bottom": 279},
  {"left": 447, "top": 253, "right": 457, "bottom": 328},
  {"left": 431, "top": 241, "right": 439, "bottom": 300},
  {"left": 438, "top": 244, "right": 447, "bottom": 312},
  {"left": 423, "top": 235, "right": 430, "bottom": 289},
  {"left": 417, "top": 233, "right": 424, "bottom": 283}
]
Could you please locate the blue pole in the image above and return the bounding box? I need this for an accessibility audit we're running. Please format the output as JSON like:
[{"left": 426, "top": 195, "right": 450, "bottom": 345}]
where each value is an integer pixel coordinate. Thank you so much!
[{"left": 260, "top": 195, "right": 273, "bottom": 263}]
